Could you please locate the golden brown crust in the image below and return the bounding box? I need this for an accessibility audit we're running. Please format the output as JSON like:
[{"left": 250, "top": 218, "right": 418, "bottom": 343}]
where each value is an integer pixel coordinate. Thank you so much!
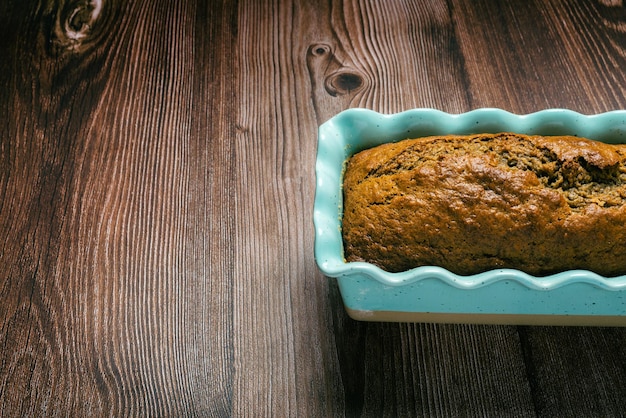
[{"left": 341, "top": 133, "right": 626, "bottom": 276}]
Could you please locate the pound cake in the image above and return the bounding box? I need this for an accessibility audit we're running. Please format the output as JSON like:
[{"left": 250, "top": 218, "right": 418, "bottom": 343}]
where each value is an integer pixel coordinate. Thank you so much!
[{"left": 341, "top": 132, "right": 626, "bottom": 276}]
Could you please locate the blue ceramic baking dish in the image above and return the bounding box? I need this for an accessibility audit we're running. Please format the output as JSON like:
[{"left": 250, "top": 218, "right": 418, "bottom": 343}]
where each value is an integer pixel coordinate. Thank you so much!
[{"left": 314, "top": 108, "right": 626, "bottom": 325}]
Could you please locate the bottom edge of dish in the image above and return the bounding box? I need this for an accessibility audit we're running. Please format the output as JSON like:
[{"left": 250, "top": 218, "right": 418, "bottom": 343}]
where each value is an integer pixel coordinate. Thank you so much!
[{"left": 345, "top": 308, "right": 626, "bottom": 326}]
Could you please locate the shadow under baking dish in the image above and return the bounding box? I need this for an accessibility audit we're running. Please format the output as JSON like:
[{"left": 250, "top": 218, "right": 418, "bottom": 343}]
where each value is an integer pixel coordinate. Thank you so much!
[{"left": 314, "top": 108, "right": 626, "bottom": 325}]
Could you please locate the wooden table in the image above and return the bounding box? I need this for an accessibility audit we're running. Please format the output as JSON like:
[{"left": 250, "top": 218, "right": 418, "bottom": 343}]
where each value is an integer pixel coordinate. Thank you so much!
[{"left": 2, "top": 0, "right": 626, "bottom": 416}]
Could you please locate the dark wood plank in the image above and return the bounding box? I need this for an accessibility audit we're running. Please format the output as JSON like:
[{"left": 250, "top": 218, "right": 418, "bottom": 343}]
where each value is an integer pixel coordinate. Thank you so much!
[
  {"left": 451, "top": 0, "right": 626, "bottom": 113},
  {"left": 0, "top": 0, "right": 237, "bottom": 415},
  {"left": 1, "top": 1, "right": 123, "bottom": 414},
  {"left": 233, "top": 1, "right": 345, "bottom": 415},
  {"left": 519, "top": 326, "right": 626, "bottom": 417}
]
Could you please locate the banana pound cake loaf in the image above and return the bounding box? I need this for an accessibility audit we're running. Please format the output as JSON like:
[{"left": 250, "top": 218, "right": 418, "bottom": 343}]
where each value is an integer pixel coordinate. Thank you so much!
[{"left": 341, "top": 132, "right": 626, "bottom": 276}]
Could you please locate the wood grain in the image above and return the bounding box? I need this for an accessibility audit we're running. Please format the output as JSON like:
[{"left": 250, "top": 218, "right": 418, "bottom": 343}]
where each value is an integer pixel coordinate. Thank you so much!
[
  {"left": 234, "top": 1, "right": 343, "bottom": 415},
  {"left": 451, "top": 0, "right": 626, "bottom": 113},
  {"left": 1, "top": 0, "right": 626, "bottom": 416},
  {"left": 1, "top": 0, "right": 237, "bottom": 415}
]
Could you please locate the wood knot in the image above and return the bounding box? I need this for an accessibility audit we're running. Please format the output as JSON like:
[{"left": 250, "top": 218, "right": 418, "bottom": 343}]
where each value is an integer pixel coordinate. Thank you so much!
[
  {"left": 309, "top": 43, "right": 331, "bottom": 57},
  {"left": 306, "top": 42, "right": 367, "bottom": 103},
  {"left": 324, "top": 70, "right": 364, "bottom": 97},
  {"left": 52, "top": 0, "right": 104, "bottom": 52},
  {"left": 66, "top": 0, "right": 102, "bottom": 39}
]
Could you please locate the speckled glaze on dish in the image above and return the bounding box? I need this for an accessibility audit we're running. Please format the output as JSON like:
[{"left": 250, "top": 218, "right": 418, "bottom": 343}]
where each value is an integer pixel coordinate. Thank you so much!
[{"left": 314, "top": 108, "right": 626, "bottom": 325}]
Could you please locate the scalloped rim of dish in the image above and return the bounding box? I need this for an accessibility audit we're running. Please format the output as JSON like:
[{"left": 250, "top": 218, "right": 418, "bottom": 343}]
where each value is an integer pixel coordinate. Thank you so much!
[{"left": 314, "top": 108, "right": 626, "bottom": 291}]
